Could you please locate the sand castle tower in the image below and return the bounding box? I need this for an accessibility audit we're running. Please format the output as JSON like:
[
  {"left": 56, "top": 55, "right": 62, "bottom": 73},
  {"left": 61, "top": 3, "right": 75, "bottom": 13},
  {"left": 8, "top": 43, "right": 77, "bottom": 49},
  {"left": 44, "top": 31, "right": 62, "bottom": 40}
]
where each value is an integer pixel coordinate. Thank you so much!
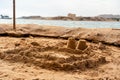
[
  {"left": 76, "top": 40, "right": 88, "bottom": 50},
  {"left": 67, "top": 37, "right": 76, "bottom": 49}
]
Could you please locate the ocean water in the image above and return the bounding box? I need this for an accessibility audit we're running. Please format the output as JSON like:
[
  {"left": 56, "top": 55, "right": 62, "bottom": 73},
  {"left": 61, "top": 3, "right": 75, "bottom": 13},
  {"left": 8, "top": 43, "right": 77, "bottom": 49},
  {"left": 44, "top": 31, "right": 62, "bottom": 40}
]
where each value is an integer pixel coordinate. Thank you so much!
[{"left": 0, "top": 19, "right": 120, "bottom": 28}]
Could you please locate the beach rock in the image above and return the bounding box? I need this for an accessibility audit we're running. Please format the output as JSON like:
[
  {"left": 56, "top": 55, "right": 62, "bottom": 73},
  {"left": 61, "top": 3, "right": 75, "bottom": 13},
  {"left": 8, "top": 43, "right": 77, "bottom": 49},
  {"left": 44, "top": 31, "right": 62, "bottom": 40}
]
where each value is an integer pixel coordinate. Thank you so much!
[
  {"left": 76, "top": 40, "right": 88, "bottom": 50},
  {"left": 67, "top": 37, "right": 76, "bottom": 49}
]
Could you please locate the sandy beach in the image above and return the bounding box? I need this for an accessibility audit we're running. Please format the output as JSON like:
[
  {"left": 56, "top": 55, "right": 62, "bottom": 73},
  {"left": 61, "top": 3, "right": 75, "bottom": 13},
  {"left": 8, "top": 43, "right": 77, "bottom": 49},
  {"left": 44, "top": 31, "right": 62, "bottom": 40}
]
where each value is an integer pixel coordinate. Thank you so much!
[{"left": 0, "top": 24, "right": 120, "bottom": 80}]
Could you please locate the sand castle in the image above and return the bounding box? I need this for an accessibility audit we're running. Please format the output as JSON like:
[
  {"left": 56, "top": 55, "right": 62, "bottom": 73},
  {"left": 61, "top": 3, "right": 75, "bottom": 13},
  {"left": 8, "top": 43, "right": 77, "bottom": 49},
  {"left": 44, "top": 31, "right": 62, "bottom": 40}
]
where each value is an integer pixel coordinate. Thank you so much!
[
  {"left": 67, "top": 37, "right": 76, "bottom": 49},
  {"left": 76, "top": 40, "right": 88, "bottom": 50},
  {"left": 67, "top": 37, "right": 88, "bottom": 50}
]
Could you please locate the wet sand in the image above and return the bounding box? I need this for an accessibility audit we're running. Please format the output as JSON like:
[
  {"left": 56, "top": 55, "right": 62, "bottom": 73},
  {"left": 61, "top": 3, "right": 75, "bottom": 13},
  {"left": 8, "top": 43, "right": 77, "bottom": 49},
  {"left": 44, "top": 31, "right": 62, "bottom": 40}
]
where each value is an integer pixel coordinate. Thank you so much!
[{"left": 0, "top": 24, "right": 120, "bottom": 80}]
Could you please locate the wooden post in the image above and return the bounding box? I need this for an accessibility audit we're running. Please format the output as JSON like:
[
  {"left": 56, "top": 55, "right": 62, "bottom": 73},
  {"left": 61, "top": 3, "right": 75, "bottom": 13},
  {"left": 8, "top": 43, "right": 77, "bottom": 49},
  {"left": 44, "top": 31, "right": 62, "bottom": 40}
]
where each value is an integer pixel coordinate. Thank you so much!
[{"left": 13, "top": 0, "right": 16, "bottom": 30}]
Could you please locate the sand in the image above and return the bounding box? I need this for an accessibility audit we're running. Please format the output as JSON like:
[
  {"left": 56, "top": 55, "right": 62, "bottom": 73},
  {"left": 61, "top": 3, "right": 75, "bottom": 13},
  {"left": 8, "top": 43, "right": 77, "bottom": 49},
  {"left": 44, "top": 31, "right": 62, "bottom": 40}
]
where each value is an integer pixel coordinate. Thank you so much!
[
  {"left": 0, "top": 24, "right": 119, "bottom": 46},
  {"left": 0, "top": 24, "right": 120, "bottom": 80}
]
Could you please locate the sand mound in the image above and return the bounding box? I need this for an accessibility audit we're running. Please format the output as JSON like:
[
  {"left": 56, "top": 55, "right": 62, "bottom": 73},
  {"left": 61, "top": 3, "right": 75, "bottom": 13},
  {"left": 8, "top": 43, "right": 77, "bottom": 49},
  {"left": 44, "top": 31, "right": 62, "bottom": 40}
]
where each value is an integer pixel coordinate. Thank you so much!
[
  {"left": 0, "top": 24, "right": 120, "bottom": 47},
  {"left": 0, "top": 42, "right": 107, "bottom": 72}
]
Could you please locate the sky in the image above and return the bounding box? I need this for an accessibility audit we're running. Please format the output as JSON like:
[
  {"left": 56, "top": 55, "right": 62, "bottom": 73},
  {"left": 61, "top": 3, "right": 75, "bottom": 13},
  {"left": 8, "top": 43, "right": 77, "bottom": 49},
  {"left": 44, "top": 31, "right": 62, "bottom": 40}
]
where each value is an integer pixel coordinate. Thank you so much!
[{"left": 0, "top": 0, "right": 120, "bottom": 17}]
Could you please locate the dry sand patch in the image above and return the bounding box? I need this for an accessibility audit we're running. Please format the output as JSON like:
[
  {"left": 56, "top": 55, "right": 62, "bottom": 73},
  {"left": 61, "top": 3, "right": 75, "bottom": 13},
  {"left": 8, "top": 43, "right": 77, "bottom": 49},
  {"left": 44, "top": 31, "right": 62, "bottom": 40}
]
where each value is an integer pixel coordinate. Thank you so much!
[{"left": 0, "top": 37, "right": 119, "bottom": 80}]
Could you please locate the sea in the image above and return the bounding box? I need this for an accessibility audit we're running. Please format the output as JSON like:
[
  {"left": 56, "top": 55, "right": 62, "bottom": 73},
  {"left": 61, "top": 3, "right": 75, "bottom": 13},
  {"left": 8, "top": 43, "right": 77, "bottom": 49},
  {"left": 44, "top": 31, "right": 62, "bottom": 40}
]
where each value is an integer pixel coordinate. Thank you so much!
[{"left": 0, "top": 19, "right": 120, "bottom": 29}]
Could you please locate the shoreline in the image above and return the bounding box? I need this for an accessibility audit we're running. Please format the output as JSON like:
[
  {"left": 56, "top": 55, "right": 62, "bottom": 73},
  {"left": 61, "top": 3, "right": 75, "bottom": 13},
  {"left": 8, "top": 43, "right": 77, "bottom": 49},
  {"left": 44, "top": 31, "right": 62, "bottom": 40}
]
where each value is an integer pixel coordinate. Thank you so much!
[{"left": 0, "top": 20, "right": 120, "bottom": 29}]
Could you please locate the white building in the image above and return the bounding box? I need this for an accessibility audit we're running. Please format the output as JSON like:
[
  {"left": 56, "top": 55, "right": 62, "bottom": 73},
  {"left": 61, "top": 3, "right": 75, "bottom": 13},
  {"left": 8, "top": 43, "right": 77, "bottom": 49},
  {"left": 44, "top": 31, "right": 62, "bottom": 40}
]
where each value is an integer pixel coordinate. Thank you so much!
[{"left": 0, "top": 15, "right": 10, "bottom": 19}]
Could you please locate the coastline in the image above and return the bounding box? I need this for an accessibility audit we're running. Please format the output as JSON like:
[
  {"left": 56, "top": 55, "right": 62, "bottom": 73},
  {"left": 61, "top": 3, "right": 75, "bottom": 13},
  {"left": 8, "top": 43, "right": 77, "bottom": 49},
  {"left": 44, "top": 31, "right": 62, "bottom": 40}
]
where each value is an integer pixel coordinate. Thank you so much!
[{"left": 1, "top": 19, "right": 120, "bottom": 29}]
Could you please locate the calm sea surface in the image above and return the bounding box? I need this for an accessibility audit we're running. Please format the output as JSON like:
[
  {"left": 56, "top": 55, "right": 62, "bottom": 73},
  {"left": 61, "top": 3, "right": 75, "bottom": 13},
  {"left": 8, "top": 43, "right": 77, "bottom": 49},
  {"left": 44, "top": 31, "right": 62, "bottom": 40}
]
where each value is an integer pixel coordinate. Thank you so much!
[{"left": 0, "top": 19, "right": 120, "bottom": 28}]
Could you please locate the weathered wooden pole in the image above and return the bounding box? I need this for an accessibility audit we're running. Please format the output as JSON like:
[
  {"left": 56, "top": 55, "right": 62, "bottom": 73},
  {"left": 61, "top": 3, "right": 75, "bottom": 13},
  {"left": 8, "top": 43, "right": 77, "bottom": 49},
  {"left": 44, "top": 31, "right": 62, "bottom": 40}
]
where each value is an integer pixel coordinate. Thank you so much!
[{"left": 13, "top": 0, "right": 16, "bottom": 30}]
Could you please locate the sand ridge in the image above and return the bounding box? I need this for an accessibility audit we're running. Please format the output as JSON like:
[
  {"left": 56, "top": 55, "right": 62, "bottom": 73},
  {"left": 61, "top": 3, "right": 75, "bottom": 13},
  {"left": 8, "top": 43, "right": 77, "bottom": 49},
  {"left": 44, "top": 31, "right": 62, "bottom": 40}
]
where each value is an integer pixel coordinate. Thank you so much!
[{"left": 0, "top": 24, "right": 120, "bottom": 46}]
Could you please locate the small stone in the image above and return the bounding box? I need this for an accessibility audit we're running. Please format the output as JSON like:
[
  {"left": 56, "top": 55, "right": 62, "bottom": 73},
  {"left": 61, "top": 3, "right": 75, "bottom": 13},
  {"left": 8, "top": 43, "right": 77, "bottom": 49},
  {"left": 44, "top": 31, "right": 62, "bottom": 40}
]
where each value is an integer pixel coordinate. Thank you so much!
[
  {"left": 31, "top": 42, "right": 40, "bottom": 46},
  {"left": 15, "top": 43, "right": 20, "bottom": 47},
  {"left": 29, "top": 36, "right": 34, "bottom": 39}
]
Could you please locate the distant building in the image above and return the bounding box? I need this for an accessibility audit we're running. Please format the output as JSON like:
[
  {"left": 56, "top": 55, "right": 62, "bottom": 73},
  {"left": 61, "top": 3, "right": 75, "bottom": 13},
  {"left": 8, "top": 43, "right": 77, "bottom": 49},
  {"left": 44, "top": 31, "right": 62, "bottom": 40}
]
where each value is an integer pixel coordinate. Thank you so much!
[
  {"left": 68, "top": 13, "right": 76, "bottom": 19},
  {"left": 0, "top": 15, "right": 2, "bottom": 19},
  {"left": 0, "top": 15, "right": 11, "bottom": 19}
]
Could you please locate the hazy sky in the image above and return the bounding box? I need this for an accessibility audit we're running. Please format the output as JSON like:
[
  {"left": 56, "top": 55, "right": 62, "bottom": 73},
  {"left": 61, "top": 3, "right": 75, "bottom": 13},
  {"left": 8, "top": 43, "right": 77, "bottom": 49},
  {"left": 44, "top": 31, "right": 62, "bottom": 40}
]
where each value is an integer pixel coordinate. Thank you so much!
[{"left": 0, "top": 0, "right": 120, "bottom": 17}]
